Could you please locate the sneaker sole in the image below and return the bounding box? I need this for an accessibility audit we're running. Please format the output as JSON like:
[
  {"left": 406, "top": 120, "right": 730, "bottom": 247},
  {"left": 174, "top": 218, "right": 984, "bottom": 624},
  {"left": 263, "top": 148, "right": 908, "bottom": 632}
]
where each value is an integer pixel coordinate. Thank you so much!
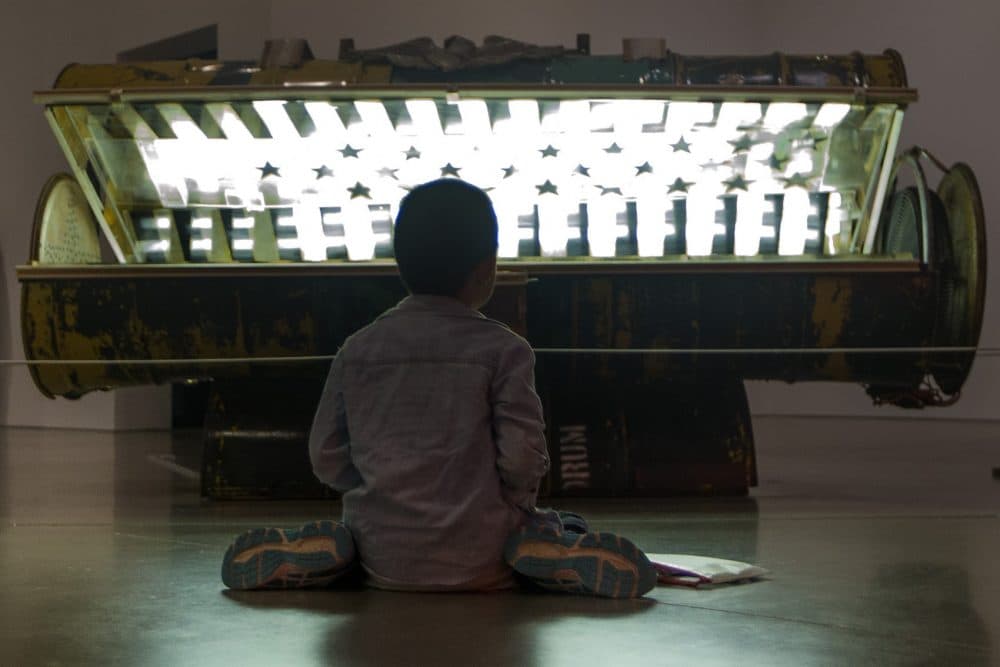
[
  {"left": 505, "top": 529, "right": 657, "bottom": 599},
  {"left": 221, "top": 520, "right": 355, "bottom": 590}
]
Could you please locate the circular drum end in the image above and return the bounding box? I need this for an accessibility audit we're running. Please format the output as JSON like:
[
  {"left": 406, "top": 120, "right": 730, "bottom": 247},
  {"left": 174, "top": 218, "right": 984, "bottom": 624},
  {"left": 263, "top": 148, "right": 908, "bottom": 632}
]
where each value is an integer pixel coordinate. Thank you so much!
[
  {"left": 31, "top": 173, "right": 102, "bottom": 265},
  {"left": 932, "top": 163, "right": 987, "bottom": 395}
]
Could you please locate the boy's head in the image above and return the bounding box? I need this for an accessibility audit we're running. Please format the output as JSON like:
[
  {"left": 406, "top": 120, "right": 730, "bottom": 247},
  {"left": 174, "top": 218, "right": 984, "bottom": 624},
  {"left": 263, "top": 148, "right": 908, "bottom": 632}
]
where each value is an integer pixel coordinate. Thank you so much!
[{"left": 393, "top": 179, "right": 499, "bottom": 305}]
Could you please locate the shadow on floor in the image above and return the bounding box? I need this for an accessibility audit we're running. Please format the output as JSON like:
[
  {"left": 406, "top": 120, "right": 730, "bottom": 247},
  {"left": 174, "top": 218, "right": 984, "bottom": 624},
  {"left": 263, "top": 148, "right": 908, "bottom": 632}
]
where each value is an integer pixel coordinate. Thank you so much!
[{"left": 224, "top": 587, "right": 657, "bottom": 666}]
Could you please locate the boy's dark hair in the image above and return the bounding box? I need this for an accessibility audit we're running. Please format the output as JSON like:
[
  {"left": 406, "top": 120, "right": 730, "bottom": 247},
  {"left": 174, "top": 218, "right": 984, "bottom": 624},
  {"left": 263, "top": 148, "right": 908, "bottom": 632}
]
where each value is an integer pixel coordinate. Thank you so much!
[{"left": 393, "top": 179, "right": 499, "bottom": 297}]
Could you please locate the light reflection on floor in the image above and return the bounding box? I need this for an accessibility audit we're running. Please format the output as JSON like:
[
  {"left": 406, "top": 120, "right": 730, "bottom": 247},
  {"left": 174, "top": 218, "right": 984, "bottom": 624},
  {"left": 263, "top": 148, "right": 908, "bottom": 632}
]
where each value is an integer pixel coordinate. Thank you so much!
[{"left": 1, "top": 416, "right": 998, "bottom": 666}]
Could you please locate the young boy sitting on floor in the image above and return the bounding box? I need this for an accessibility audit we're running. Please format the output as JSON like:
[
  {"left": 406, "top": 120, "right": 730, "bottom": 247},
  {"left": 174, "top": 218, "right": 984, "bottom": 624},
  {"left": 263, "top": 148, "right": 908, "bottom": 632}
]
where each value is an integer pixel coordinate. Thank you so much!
[{"left": 221, "top": 179, "right": 656, "bottom": 598}]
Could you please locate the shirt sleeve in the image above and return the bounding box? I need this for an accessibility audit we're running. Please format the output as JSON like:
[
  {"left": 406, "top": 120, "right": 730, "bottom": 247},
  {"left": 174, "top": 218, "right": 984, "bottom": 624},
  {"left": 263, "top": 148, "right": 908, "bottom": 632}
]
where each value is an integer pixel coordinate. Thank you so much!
[
  {"left": 491, "top": 337, "right": 549, "bottom": 510},
  {"left": 308, "top": 352, "right": 363, "bottom": 492}
]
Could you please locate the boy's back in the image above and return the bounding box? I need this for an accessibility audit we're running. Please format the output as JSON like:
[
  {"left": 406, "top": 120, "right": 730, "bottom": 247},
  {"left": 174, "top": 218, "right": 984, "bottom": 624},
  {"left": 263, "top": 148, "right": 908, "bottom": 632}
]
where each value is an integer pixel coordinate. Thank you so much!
[
  {"left": 223, "top": 179, "right": 657, "bottom": 598},
  {"left": 309, "top": 294, "right": 549, "bottom": 590}
]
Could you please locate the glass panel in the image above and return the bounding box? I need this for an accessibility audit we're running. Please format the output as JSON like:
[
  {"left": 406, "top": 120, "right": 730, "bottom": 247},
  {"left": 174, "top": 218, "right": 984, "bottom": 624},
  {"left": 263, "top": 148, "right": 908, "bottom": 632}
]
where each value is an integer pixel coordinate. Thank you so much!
[{"left": 51, "top": 96, "right": 900, "bottom": 263}]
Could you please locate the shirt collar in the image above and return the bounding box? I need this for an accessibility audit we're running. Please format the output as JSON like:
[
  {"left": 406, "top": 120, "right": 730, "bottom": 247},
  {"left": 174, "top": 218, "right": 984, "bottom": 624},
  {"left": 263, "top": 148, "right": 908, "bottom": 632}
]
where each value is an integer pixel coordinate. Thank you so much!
[{"left": 393, "top": 294, "right": 486, "bottom": 319}]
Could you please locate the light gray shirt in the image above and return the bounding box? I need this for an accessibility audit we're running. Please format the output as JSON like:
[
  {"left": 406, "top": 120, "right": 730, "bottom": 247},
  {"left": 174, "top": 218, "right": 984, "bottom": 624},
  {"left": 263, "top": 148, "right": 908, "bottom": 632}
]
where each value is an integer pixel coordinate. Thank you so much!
[{"left": 308, "top": 294, "right": 549, "bottom": 590}]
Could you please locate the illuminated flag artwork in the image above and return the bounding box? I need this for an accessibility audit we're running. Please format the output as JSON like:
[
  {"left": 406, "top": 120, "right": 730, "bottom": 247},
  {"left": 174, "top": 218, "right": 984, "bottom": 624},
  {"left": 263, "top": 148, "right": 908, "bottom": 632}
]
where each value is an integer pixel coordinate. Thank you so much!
[{"left": 43, "top": 96, "right": 891, "bottom": 264}]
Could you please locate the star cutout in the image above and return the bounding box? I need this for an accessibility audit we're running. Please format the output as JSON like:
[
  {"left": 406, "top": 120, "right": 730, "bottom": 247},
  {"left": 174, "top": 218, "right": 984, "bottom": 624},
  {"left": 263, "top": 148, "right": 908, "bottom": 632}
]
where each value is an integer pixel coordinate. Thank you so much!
[
  {"left": 604, "top": 142, "right": 623, "bottom": 154},
  {"left": 348, "top": 182, "right": 371, "bottom": 199},
  {"left": 339, "top": 144, "right": 364, "bottom": 160},
  {"left": 671, "top": 137, "right": 691, "bottom": 152},
  {"left": 339, "top": 144, "right": 362, "bottom": 158},
  {"left": 539, "top": 144, "right": 560, "bottom": 158},
  {"left": 574, "top": 164, "right": 591, "bottom": 177},
  {"left": 502, "top": 165, "right": 517, "bottom": 179},
  {"left": 258, "top": 162, "right": 280, "bottom": 178},
  {"left": 312, "top": 165, "right": 333, "bottom": 179},
  {"left": 404, "top": 146, "right": 421, "bottom": 160},
  {"left": 781, "top": 173, "right": 813, "bottom": 189},
  {"left": 668, "top": 177, "right": 694, "bottom": 194},
  {"left": 724, "top": 175, "right": 752, "bottom": 192},
  {"left": 440, "top": 163, "right": 461, "bottom": 177},
  {"left": 729, "top": 134, "right": 754, "bottom": 154},
  {"left": 599, "top": 185, "right": 623, "bottom": 196},
  {"left": 377, "top": 167, "right": 399, "bottom": 180},
  {"left": 635, "top": 161, "right": 654, "bottom": 176},
  {"left": 536, "top": 180, "right": 559, "bottom": 195}
]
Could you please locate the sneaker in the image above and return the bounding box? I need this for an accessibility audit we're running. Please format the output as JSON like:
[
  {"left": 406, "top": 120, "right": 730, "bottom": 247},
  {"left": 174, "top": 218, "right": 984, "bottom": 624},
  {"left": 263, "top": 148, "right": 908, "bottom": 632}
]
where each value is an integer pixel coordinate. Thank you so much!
[
  {"left": 221, "top": 520, "right": 356, "bottom": 590},
  {"left": 504, "top": 524, "right": 657, "bottom": 599},
  {"left": 556, "top": 511, "right": 589, "bottom": 534}
]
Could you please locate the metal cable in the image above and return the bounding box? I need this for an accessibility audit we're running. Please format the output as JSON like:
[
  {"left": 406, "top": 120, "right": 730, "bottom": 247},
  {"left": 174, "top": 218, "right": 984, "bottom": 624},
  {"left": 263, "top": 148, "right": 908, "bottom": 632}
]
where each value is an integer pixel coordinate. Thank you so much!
[{"left": 0, "top": 346, "right": 997, "bottom": 366}]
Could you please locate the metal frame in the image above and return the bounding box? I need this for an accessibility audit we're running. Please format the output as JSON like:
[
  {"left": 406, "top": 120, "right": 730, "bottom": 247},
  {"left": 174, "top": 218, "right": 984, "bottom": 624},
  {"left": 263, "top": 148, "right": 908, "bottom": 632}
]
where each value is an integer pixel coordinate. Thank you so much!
[
  {"left": 43, "top": 108, "right": 139, "bottom": 263},
  {"left": 34, "top": 85, "right": 919, "bottom": 107},
  {"left": 858, "top": 109, "right": 906, "bottom": 257},
  {"left": 16, "top": 256, "right": 923, "bottom": 281},
  {"left": 872, "top": 146, "right": 953, "bottom": 267}
]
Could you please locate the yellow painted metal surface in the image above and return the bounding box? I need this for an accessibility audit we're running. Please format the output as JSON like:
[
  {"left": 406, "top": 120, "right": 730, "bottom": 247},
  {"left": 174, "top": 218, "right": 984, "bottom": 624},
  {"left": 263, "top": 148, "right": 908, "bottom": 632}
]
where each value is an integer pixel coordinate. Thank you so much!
[{"left": 810, "top": 277, "right": 852, "bottom": 380}]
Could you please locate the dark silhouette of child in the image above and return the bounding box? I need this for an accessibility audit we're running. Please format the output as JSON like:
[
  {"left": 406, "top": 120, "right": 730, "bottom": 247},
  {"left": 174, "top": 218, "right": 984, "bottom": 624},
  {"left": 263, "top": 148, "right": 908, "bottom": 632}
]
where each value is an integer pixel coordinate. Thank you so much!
[{"left": 222, "top": 179, "right": 656, "bottom": 598}]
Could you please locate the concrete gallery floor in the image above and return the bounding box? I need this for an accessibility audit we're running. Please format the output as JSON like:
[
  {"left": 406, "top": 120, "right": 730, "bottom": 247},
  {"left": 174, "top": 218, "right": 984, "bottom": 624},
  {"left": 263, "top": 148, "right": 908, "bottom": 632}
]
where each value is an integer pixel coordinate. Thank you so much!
[{"left": 1, "top": 415, "right": 998, "bottom": 666}]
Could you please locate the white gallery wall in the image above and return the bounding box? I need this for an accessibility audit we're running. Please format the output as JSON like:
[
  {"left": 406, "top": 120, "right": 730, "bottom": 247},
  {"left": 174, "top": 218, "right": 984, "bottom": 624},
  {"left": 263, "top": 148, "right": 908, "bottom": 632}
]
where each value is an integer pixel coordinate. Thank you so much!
[
  {"left": 0, "top": 0, "right": 270, "bottom": 428},
  {"left": 0, "top": 0, "right": 995, "bottom": 428}
]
